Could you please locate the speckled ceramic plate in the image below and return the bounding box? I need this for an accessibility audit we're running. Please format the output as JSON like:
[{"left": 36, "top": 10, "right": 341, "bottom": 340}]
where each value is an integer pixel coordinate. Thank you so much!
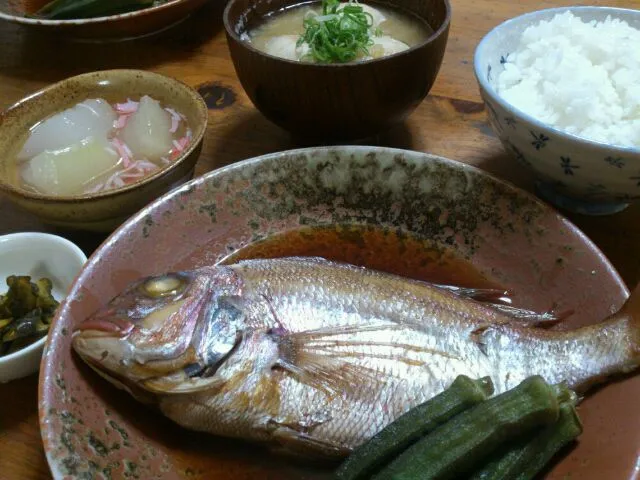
[{"left": 39, "top": 147, "right": 639, "bottom": 479}]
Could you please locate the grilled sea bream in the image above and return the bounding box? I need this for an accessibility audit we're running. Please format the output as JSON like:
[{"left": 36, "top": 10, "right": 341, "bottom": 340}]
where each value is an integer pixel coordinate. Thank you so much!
[{"left": 72, "top": 257, "right": 640, "bottom": 457}]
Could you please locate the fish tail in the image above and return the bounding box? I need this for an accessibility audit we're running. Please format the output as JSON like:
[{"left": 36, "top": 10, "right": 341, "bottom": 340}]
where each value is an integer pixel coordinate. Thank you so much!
[
  {"left": 588, "top": 283, "right": 640, "bottom": 376},
  {"left": 538, "top": 285, "right": 640, "bottom": 393},
  {"left": 617, "top": 283, "right": 640, "bottom": 363}
]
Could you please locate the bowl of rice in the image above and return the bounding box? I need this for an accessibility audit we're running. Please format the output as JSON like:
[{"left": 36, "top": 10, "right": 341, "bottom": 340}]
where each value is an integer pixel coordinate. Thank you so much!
[{"left": 474, "top": 7, "right": 640, "bottom": 215}]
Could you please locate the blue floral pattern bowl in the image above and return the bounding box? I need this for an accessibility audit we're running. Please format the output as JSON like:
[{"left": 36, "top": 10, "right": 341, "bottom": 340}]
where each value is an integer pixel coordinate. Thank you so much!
[{"left": 474, "top": 6, "right": 640, "bottom": 215}]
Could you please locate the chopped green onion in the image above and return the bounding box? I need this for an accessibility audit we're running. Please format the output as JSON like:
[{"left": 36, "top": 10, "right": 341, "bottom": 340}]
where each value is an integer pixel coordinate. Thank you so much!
[{"left": 297, "top": 0, "right": 376, "bottom": 63}]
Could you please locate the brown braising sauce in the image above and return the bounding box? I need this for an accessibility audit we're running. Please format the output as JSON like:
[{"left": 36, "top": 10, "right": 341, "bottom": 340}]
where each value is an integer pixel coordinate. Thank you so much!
[{"left": 221, "top": 224, "right": 500, "bottom": 289}]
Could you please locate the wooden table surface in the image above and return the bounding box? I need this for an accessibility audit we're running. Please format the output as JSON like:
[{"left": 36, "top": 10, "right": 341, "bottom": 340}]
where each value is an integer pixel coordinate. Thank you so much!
[{"left": 1, "top": 0, "right": 639, "bottom": 478}]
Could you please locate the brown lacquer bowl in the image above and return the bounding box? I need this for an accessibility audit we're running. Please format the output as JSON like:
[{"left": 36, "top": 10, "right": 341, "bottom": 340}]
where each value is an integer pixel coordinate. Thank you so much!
[
  {"left": 224, "top": 0, "right": 451, "bottom": 140},
  {"left": 40, "top": 147, "right": 638, "bottom": 479}
]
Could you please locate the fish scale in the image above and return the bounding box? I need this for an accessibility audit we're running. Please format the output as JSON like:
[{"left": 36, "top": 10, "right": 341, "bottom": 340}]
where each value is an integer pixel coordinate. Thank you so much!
[{"left": 72, "top": 256, "right": 640, "bottom": 458}]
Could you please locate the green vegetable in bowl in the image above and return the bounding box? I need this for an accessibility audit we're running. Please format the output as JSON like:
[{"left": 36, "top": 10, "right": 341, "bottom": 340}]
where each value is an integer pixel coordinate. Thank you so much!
[
  {"left": 32, "top": 0, "right": 170, "bottom": 20},
  {"left": 0, "top": 275, "right": 59, "bottom": 357},
  {"left": 297, "top": 0, "right": 379, "bottom": 63}
]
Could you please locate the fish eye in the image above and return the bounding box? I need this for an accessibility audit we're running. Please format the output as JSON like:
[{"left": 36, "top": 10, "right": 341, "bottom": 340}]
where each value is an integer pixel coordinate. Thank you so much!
[{"left": 142, "top": 274, "right": 186, "bottom": 298}]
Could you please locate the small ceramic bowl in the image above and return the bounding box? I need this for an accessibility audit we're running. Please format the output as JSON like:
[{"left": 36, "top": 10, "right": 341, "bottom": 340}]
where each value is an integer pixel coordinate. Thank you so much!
[
  {"left": 0, "top": 69, "right": 208, "bottom": 232},
  {"left": 474, "top": 6, "right": 640, "bottom": 215},
  {"left": 0, "top": 0, "right": 209, "bottom": 40},
  {"left": 0, "top": 232, "right": 86, "bottom": 383},
  {"left": 224, "top": 0, "right": 451, "bottom": 141}
]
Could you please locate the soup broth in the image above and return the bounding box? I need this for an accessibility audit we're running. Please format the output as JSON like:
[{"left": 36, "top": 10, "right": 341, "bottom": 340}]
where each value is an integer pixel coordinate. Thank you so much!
[
  {"left": 247, "top": 1, "right": 432, "bottom": 63},
  {"left": 221, "top": 224, "right": 500, "bottom": 289}
]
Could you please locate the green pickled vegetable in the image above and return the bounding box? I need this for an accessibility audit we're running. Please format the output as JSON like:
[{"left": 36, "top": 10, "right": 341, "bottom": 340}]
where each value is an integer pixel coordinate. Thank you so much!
[
  {"left": 372, "top": 376, "right": 561, "bottom": 480},
  {"left": 0, "top": 293, "right": 10, "bottom": 319},
  {"left": 32, "top": 0, "right": 168, "bottom": 20},
  {"left": 470, "top": 400, "right": 583, "bottom": 480},
  {"left": 335, "top": 375, "right": 494, "bottom": 480},
  {"left": 6, "top": 275, "right": 38, "bottom": 317},
  {"left": 0, "top": 275, "right": 59, "bottom": 357},
  {"left": 35, "top": 278, "right": 59, "bottom": 311}
]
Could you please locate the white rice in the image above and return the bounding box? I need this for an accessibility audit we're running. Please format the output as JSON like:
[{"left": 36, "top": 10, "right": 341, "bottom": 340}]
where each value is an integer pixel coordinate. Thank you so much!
[{"left": 496, "top": 11, "right": 640, "bottom": 148}]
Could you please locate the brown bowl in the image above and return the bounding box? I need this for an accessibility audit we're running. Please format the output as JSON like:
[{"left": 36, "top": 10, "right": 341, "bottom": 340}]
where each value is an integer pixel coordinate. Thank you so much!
[
  {"left": 0, "top": 69, "right": 208, "bottom": 232},
  {"left": 0, "top": 0, "right": 209, "bottom": 40},
  {"left": 223, "top": 0, "right": 451, "bottom": 140}
]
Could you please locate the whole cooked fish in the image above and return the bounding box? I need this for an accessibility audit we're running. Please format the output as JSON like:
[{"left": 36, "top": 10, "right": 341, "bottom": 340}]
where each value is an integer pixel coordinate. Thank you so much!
[{"left": 72, "top": 257, "right": 640, "bottom": 457}]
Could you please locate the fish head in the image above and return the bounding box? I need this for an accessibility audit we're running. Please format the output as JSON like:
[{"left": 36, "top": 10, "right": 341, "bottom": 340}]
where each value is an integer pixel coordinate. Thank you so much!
[{"left": 72, "top": 266, "right": 245, "bottom": 398}]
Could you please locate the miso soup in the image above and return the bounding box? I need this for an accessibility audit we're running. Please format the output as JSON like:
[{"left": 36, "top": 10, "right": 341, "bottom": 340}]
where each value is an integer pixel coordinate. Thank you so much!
[{"left": 246, "top": 0, "right": 432, "bottom": 63}]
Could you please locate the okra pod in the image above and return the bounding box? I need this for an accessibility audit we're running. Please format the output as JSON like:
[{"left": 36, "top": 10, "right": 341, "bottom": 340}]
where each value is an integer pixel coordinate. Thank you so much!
[
  {"left": 335, "top": 375, "right": 494, "bottom": 480},
  {"left": 469, "top": 400, "right": 582, "bottom": 480},
  {"left": 372, "top": 376, "right": 560, "bottom": 480}
]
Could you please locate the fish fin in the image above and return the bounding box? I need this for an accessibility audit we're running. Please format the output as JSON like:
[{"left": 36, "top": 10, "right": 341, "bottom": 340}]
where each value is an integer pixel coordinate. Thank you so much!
[
  {"left": 434, "top": 284, "right": 511, "bottom": 302},
  {"left": 435, "top": 282, "right": 576, "bottom": 328},
  {"left": 274, "top": 352, "right": 383, "bottom": 399},
  {"left": 266, "top": 404, "right": 339, "bottom": 459},
  {"left": 483, "top": 303, "right": 573, "bottom": 328},
  {"left": 270, "top": 426, "right": 350, "bottom": 459},
  {"left": 470, "top": 325, "right": 491, "bottom": 356},
  {"left": 273, "top": 324, "right": 392, "bottom": 397},
  {"left": 436, "top": 284, "right": 573, "bottom": 327},
  {"left": 272, "top": 323, "right": 456, "bottom": 397},
  {"left": 268, "top": 409, "right": 333, "bottom": 433}
]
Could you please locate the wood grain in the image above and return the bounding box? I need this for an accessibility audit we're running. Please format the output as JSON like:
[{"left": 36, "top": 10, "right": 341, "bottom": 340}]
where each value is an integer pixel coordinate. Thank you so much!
[{"left": 1, "top": 0, "right": 639, "bottom": 478}]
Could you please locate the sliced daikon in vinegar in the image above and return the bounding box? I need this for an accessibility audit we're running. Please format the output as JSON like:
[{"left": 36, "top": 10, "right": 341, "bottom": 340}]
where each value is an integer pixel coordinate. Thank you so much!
[
  {"left": 18, "top": 99, "right": 117, "bottom": 161},
  {"left": 121, "top": 96, "right": 173, "bottom": 160},
  {"left": 22, "top": 137, "right": 120, "bottom": 196}
]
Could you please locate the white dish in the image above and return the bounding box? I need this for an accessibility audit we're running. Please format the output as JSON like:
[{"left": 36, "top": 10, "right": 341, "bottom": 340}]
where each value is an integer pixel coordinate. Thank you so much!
[
  {"left": 0, "top": 232, "right": 87, "bottom": 383},
  {"left": 474, "top": 6, "right": 640, "bottom": 215}
]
